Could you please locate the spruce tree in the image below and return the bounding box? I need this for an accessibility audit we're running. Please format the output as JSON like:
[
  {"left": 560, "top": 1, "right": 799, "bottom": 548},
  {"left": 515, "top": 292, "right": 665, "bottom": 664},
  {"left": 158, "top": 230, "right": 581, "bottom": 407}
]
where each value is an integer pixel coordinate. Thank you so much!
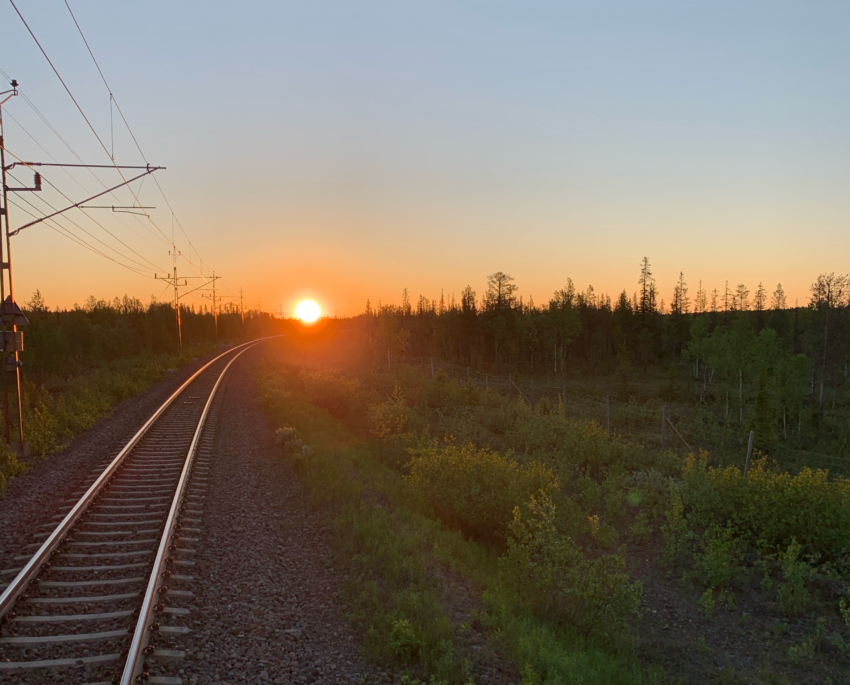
[
  {"left": 695, "top": 280, "right": 707, "bottom": 313},
  {"left": 754, "top": 282, "right": 767, "bottom": 311},
  {"left": 734, "top": 283, "right": 750, "bottom": 311},
  {"left": 638, "top": 257, "right": 656, "bottom": 317},
  {"left": 771, "top": 283, "right": 787, "bottom": 310}
]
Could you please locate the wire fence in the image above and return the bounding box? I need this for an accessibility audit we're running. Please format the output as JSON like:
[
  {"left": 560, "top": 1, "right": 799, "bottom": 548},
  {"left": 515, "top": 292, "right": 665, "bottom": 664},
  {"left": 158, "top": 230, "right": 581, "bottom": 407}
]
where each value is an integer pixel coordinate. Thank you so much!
[{"left": 392, "top": 354, "right": 850, "bottom": 478}]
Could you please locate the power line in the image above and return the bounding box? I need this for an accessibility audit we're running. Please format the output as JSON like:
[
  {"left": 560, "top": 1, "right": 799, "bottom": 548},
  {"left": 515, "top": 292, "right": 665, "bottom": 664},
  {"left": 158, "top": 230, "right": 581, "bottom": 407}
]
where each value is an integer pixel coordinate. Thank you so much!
[
  {"left": 3, "top": 108, "right": 167, "bottom": 252},
  {"left": 17, "top": 90, "right": 172, "bottom": 247},
  {"left": 7, "top": 197, "right": 154, "bottom": 279},
  {"left": 0, "top": 67, "right": 173, "bottom": 251},
  {"left": 61, "top": 0, "right": 211, "bottom": 278},
  {"left": 6, "top": 167, "right": 164, "bottom": 274},
  {"left": 8, "top": 0, "right": 173, "bottom": 247},
  {"left": 2, "top": 143, "right": 167, "bottom": 272}
]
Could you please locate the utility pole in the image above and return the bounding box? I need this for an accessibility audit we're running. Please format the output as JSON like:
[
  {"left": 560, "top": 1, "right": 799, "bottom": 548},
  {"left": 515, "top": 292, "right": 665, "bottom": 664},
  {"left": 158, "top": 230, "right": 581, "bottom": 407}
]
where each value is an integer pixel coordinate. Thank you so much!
[
  {"left": 0, "top": 80, "right": 27, "bottom": 452},
  {"left": 155, "top": 246, "right": 187, "bottom": 351},
  {"left": 211, "top": 270, "right": 217, "bottom": 339},
  {"left": 200, "top": 271, "right": 221, "bottom": 340},
  {"left": 0, "top": 78, "right": 162, "bottom": 452},
  {"left": 171, "top": 246, "right": 181, "bottom": 350}
]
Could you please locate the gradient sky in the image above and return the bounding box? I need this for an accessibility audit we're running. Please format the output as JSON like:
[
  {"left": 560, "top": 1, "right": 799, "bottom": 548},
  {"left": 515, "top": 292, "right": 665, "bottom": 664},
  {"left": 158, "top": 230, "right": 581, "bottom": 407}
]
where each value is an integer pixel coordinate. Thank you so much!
[{"left": 0, "top": 1, "right": 848, "bottom": 316}]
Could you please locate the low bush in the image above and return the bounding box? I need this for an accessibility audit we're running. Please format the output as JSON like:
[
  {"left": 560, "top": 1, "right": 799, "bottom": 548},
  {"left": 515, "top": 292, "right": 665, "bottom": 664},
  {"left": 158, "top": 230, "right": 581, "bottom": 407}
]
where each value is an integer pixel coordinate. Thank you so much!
[
  {"left": 369, "top": 384, "right": 414, "bottom": 439},
  {"left": 776, "top": 539, "right": 815, "bottom": 617},
  {"left": 689, "top": 523, "right": 748, "bottom": 591},
  {"left": 405, "top": 442, "right": 558, "bottom": 541},
  {"left": 0, "top": 445, "right": 26, "bottom": 493},
  {"left": 680, "top": 455, "right": 850, "bottom": 569},
  {"left": 498, "top": 492, "right": 642, "bottom": 640},
  {"left": 300, "top": 368, "right": 362, "bottom": 418}
]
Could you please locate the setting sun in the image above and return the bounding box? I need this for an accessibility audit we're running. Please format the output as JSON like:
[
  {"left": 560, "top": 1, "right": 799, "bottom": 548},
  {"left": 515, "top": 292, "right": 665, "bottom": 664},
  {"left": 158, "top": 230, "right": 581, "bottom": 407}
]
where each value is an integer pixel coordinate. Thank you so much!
[{"left": 295, "top": 299, "right": 321, "bottom": 323}]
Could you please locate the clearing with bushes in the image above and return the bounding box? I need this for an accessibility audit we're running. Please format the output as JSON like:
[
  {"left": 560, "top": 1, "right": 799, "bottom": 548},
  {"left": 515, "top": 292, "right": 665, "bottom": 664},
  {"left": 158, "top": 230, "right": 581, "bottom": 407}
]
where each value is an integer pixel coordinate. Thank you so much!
[{"left": 258, "top": 333, "right": 850, "bottom": 685}]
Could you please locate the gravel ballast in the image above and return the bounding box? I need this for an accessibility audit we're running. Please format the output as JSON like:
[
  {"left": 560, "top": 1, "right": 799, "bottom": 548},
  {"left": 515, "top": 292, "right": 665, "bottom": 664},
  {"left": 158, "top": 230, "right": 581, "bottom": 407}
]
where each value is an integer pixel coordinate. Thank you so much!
[
  {"left": 178, "top": 349, "right": 387, "bottom": 685},
  {"left": 0, "top": 350, "right": 227, "bottom": 570}
]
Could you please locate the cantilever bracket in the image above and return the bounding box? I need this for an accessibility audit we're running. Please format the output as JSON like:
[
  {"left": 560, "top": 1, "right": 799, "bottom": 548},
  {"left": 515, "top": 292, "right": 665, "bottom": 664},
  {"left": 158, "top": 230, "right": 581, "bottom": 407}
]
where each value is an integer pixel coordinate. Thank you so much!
[{"left": 4, "top": 171, "right": 41, "bottom": 192}]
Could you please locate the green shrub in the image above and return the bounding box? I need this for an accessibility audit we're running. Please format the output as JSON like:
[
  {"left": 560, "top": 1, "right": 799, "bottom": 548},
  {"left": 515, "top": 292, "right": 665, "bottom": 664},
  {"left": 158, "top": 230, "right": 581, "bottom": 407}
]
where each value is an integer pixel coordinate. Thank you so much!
[
  {"left": 622, "top": 468, "right": 674, "bottom": 522},
  {"left": 698, "top": 588, "right": 716, "bottom": 617},
  {"left": 423, "top": 369, "right": 490, "bottom": 410},
  {"left": 405, "top": 442, "right": 558, "bottom": 540},
  {"left": 369, "top": 384, "right": 413, "bottom": 438},
  {"left": 389, "top": 618, "right": 424, "bottom": 661},
  {"left": 434, "top": 407, "right": 494, "bottom": 448},
  {"left": 301, "top": 368, "right": 361, "bottom": 417},
  {"left": 499, "top": 492, "right": 642, "bottom": 640},
  {"left": 661, "top": 485, "right": 694, "bottom": 567},
  {"left": 776, "top": 539, "right": 815, "bottom": 617},
  {"left": 0, "top": 444, "right": 26, "bottom": 493},
  {"left": 680, "top": 454, "right": 850, "bottom": 568},
  {"left": 690, "top": 523, "right": 748, "bottom": 591}
]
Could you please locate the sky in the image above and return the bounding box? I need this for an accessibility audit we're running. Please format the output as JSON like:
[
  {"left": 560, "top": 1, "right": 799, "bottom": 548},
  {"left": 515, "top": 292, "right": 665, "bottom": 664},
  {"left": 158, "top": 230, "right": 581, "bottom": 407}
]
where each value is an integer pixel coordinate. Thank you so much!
[{"left": 0, "top": 1, "right": 848, "bottom": 316}]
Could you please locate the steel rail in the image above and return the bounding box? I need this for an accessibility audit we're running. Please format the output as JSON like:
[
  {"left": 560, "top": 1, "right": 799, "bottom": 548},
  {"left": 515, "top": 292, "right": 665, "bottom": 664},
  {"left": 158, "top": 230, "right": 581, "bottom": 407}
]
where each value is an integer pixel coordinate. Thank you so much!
[
  {"left": 0, "top": 339, "right": 267, "bottom": 620},
  {"left": 119, "top": 340, "right": 262, "bottom": 684}
]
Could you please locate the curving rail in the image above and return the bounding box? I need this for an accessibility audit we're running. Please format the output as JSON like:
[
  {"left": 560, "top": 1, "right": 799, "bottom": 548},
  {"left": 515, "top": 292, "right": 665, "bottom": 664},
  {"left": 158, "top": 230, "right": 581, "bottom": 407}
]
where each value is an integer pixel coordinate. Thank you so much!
[{"left": 0, "top": 338, "right": 271, "bottom": 684}]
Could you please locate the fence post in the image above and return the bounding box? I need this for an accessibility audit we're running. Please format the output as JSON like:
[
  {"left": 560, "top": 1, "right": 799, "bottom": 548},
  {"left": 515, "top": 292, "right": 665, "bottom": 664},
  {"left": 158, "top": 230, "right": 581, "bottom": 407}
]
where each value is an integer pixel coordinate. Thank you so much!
[
  {"left": 562, "top": 385, "right": 567, "bottom": 419},
  {"left": 430, "top": 359, "right": 435, "bottom": 379},
  {"left": 606, "top": 395, "right": 611, "bottom": 438},
  {"left": 661, "top": 405, "right": 667, "bottom": 450},
  {"left": 744, "top": 430, "right": 755, "bottom": 476}
]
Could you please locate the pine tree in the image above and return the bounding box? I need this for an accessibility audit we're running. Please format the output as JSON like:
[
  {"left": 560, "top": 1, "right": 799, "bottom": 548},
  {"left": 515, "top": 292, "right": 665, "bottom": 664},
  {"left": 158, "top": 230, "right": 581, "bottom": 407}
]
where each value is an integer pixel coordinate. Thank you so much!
[
  {"left": 710, "top": 288, "right": 719, "bottom": 312},
  {"left": 483, "top": 272, "right": 518, "bottom": 312}
]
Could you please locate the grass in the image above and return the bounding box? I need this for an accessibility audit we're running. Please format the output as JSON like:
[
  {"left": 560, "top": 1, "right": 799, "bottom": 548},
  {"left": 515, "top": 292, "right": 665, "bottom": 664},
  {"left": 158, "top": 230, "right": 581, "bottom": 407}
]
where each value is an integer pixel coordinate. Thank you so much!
[
  {"left": 257, "top": 339, "right": 850, "bottom": 683},
  {"left": 257, "top": 348, "right": 646, "bottom": 684},
  {"left": 0, "top": 341, "right": 220, "bottom": 494}
]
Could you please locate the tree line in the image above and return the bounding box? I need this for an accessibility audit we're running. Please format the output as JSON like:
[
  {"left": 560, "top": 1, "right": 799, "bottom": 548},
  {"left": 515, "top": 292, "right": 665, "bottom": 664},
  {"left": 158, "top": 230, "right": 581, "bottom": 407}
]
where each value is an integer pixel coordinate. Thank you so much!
[
  {"left": 20, "top": 290, "right": 279, "bottom": 378},
  {"left": 358, "top": 261, "right": 850, "bottom": 456}
]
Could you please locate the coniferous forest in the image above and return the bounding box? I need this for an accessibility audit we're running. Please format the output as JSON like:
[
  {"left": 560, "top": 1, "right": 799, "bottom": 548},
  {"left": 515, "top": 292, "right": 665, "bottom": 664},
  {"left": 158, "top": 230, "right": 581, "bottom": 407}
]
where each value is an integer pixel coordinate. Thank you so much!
[{"left": 357, "top": 260, "right": 850, "bottom": 458}]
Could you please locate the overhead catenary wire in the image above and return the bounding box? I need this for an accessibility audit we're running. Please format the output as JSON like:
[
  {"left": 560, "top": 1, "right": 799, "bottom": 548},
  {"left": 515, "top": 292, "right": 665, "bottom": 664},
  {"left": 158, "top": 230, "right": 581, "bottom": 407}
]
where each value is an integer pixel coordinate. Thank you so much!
[
  {"left": 0, "top": 67, "right": 173, "bottom": 251},
  {"left": 7, "top": 73, "right": 172, "bottom": 254},
  {"left": 7, "top": 197, "right": 154, "bottom": 279},
  {"left": 61, "top": 0, "right": 211, "bottom": 278},
  {"left": 7, "top": 0, "right": 191, "bottom": 266},
  {"left": 3, "top": 109, "right": 180, "bottom": 276},
  {"left": 5, "top": 167, "right": 165, "bottom": 275},
  {"left": 3, "top": 2, "right": 225, "bottom": 312},
  {"left": 2, "top": 143, "right": 167, "bottom": 273}
]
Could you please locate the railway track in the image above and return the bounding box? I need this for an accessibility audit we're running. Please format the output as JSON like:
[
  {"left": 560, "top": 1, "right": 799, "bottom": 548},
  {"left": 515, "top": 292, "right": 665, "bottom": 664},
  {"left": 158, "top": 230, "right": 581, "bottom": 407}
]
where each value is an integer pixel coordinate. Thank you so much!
[{"left": 0, "top": 339, "right": 268, "bottom": 684}]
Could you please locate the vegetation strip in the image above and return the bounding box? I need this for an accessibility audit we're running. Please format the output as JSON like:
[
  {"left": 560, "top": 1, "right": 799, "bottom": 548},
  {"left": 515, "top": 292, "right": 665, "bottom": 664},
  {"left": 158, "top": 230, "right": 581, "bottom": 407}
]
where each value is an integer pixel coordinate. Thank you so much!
[{"left": 258, "top": 339, "right": 850, "bottom": 684}]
